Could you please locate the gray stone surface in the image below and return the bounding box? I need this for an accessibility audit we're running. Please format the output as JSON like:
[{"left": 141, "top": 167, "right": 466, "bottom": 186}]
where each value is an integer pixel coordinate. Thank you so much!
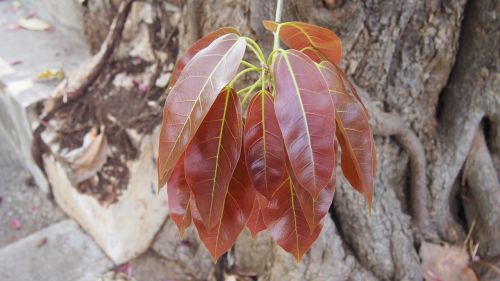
[
  {"left": 0, "top": 219, "right": 113, "bottom": 281},
  {"left": 0, "top": 0, "right": 89, "bottom": 192},
  {"left": 0, "top": 134, "right": 65, "bottom": 247},
  {"left": 152, "top": 219, "right": 213, "bottom": 280}
]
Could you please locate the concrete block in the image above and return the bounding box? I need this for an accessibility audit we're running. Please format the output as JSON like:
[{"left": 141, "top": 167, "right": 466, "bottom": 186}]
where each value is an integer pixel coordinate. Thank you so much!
[
  {"left": 0, "top": 220, "right": 113, "bottom": 281},
  {"left": 44, "top": 128, "right": 169, "bottom": 264}
]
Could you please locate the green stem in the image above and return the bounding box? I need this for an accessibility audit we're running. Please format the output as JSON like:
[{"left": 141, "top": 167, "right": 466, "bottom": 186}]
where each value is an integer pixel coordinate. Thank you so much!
[
  {"left": 244, "top": 37, "right": 266, "bottom": 63},
  {"left": 241, "top": 60, "right": 258, "bottom": 69},
  {"left": 261, "top": 67, "right": 266, "bottom": 91},
  {"left": 229, "top": 67, "right": 259, "bottom": 87},
  {"left": 237, "top": 82, "right": 260, "bottom": 94},
  {"left": 241, "top": 81, "right": 261, "bottom": 106}
]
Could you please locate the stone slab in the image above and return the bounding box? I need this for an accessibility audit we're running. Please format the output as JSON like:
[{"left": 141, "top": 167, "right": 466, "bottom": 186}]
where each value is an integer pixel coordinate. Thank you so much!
[
  {"left": 0, "top": 134, "right": 66, "bottom": 247},
  {"left": 0, "top": 0, "right": 89, "bottom": 192},
  {"left": 0, "top": 219, "right": 113, "bottom": 281},
  {"left": 151, "top": 219, "right": 213, "bottom": 280}
]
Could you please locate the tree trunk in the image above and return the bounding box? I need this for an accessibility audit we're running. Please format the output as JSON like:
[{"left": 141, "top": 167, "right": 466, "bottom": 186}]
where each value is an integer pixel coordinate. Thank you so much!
[{"left": 42, "top": 0, "right": 498, "bottom": 280}]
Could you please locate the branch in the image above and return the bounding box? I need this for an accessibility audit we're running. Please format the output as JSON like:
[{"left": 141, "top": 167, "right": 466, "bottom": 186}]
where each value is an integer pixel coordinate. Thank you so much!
[
  {"left": 354, "top": 85, "right": 438, "bottom": 240},
  {"left": 41, "top": 0, "right": 136, "bottom": 120}
]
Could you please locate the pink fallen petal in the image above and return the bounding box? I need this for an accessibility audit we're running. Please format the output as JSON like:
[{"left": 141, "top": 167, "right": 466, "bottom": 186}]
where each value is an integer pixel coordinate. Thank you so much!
[
  {"left": 10, "top": 218, "right": 22, "bottom": 230},
  {"left": 25, "top": 10, "right": 36, "bottom": 19},
  {"left": 132, "top": 58, "right": 142, "bottom": 65},
  {"left": 6, "top": 24, "right": 20, "bottom": 31},
  {"left": 117, "top": 263, "right": 132, "bottom": 277},
  {"left": 138, "top": 82, "right": 148, "bottom": 93}
]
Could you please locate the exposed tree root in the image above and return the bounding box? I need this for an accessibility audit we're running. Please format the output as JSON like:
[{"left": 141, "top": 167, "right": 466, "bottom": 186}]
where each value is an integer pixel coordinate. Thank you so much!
[
  {"left": 333, "top": 178, "right": 422, "bottom": 280},
  {"left": 234, "top": 218, "right": 380, "bottom": 281},
  {"left": 427, "top": 0, "right": 499, "bottom": 242},
  {"left": 462, "top": 127, "right": 500, "bottom": 257},
  {"left": 41, "top": 0, "right": 136, "bottom": 121}
]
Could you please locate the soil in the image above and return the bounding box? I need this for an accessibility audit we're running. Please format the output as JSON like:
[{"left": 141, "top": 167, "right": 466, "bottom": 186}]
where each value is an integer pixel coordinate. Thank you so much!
[{"left": 42, "top": 56, "right": 171, "bottom": 205}]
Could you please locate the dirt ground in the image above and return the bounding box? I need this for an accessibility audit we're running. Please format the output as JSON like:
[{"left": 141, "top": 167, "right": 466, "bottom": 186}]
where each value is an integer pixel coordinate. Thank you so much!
[{"left": 0, "top": 135, "right": 66, "bottom": 247}]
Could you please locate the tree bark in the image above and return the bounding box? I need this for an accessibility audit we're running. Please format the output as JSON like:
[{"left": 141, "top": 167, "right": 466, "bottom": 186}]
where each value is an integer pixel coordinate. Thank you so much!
[{"left": 50, "top": 0, "right": 499, "bottom": 280}]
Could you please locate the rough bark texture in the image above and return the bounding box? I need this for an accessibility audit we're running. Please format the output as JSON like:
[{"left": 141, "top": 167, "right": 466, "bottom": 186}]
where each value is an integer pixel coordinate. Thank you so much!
[{"left": 72, "top": 0, "right": 498, "bottom": 280}]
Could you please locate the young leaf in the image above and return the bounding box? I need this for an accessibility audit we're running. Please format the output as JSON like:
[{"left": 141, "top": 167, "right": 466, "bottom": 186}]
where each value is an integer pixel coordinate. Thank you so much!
[
  {"left": 184, "top": 88, "right": 243, "bottom": 229},
  {"left": 167, "top": 154, "right": 191, "bottom": 237},
  {"left": 263, "top": 20, "right": 342, "bottom": 65},
  {"left": 158, "top": 33, "right": 246, "bottom": 188},
  {"left": 273, "top": 50, "right": 336, "bottom": 199},
  {"left": 191, "top": 153, "right": 255, "bottom": 261},
  {"left": 170, "top": 27, "right": 240, "bottom": 87},
  {"left": 318, "top": 61, "right": 376, "bottom": 207},
  {"left": 259, "top": 174, "right": 323, "bottom": 262},
  {"left": 291, "top": 141, "right": 337, "bottom": 232},
  {"left": 247, "top": 194, "right": 267, "bottom": 238},
  {"left": 329, "top": 62, "right": 370, "bottom": 120},
  {"left": 244, "top": 91, "right": 286, "bottom": 199}
]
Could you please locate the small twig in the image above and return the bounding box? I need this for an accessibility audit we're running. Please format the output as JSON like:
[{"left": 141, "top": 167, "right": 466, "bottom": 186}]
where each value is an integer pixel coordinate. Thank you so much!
[
  {"left": 354, "top": 85, "right": 438, "bottom": 240},
  {"left": 41, "top": 0, "right": 136, "bottom": 121}
]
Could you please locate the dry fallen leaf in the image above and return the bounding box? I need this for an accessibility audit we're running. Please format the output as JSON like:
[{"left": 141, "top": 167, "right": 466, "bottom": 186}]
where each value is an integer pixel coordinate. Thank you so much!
[
  {"left": 472, "top": 256, "right": 500, "bottom": 281},
  {"left": 36, "top": 237, "right": 47, "bottom": 248},
  {"left": 62, "top": 126, "right": 109, "bottom": 184},
  {"left": 18, "top": 17, "right": 51, "bottom": 31},
  {"left": 12, "top": 1, "right": 21, "bottom": 11},
  {"left": 420, "top": 241, "right": 478, "bottom": 281},
  {"left": 36, "top": 69, "right": 65, "bottom": 81}
]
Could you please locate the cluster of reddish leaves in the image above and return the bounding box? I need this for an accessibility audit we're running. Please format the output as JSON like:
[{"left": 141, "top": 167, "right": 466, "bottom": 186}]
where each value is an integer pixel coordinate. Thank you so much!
[{"left": 158, "top": 20, "right": 376, "bottom": 262}]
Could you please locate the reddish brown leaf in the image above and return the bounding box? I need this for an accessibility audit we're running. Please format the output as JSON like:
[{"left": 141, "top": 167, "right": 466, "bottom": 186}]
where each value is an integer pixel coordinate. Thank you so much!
[
  {"left": 329, "top": 62, "right": 370, "bottom": 120},
  {"left": 244, "top": 91, "right": 286, "bottom": 199},
  {"left": 158, "top": 33, "right": 246, "bottom": 188},
  {"left": 191, "top": 154, "right": 255, "bottom": 261},
  {"left": 292, "top": 141, "right": 337, "bottom": 232},
  {"left": 170, "top": 27, "right": 240, "bottom": 87},
  {"left": 184, "top": 88, "right": 243, "bottom": 229},
  {"left": 246, "top": 195, "right": 267, "bottom": 238},
  {"left": 273, "top": 50, "right": 336, "bottom": 199},
  {"left": 167, "top": 154, "right": 191, "bottom": 237},
  {"left": 318, "top": 61, "right": 376, "bottom": 207},
  {"left": 263, "top": 20, "right": 342, "bottom": 65},
  {"left": 259, "top": 174, "right": 323, "bottom": 262}
]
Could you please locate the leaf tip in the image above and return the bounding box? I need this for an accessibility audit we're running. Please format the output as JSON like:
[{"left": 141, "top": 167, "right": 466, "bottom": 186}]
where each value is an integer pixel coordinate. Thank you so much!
[
  {"left": 177, "top": 229, "right": 185, "bottom": 239},
  {"left": 210, "top": 252, "right": 223, "bottom": 264},
  {"left": 365, "top": 192, "right": 373, "bottom": 215},
  {"left": 294, "top": 251, "right": 304, "bottom": 263},
  {"left": 262, "top": 20, "right": 277, "bottom": 31}
]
